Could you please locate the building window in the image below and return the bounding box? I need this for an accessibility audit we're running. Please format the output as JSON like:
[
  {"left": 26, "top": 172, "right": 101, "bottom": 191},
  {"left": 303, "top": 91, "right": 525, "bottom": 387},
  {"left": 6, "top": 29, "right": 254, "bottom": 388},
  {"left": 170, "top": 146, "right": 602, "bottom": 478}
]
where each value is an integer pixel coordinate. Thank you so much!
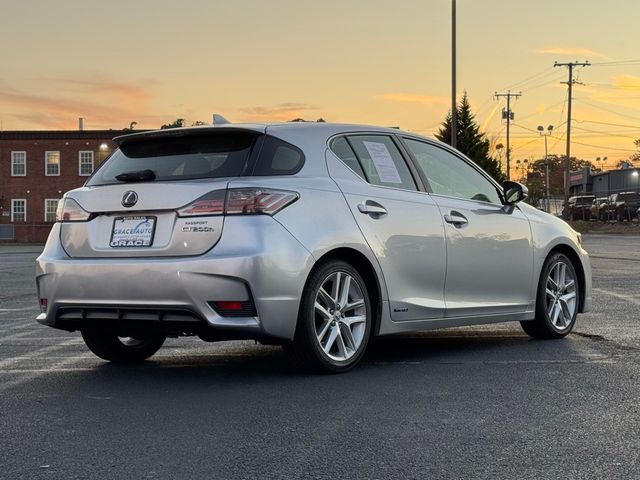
[
  {"left": 45, "top": 151, "right": 60, "bottom": 176},
  {"left": 11, "top": 199, "right": 26, "bottom": 222},
  {"left": 79, "top": 151, "right": 94, "bottom": 176},
  {"left": 11, "top": 151, "right": 27, "bottom": 176},
  {"left": 44, "top": 199, "right": 60, "bottom": 222}
]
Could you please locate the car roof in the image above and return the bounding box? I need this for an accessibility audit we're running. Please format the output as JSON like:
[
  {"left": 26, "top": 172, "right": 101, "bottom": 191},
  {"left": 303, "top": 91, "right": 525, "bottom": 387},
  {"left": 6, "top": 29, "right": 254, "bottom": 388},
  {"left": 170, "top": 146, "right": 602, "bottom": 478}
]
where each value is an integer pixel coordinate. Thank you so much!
[{"left": 113, "top": 122, "right": 436, "bottom": 146}]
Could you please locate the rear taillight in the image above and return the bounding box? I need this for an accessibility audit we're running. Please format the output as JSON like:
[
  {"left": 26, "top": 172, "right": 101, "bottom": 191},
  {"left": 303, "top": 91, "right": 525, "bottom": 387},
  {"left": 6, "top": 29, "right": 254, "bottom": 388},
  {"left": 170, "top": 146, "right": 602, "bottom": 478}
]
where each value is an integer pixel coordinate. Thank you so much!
[
  {"left": 177, "top": 190, "right": 226, "bottom": 216},
  {"left": 178, "top": 188, "right": 298, "bottom": 217},
  {"left": 225, "top": 188, "right": 298, "bottom": 215},
  {"left": 56, "top": 198, "right": 91, "bottom": 222}
]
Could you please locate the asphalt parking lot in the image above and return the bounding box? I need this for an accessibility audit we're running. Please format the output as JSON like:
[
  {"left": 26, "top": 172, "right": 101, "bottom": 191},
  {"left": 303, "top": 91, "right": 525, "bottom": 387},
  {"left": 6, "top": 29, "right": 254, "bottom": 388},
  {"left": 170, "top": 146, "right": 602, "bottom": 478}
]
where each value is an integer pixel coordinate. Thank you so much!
[{"left": 1, "top": 235, "right": 639, "bottom": 479}]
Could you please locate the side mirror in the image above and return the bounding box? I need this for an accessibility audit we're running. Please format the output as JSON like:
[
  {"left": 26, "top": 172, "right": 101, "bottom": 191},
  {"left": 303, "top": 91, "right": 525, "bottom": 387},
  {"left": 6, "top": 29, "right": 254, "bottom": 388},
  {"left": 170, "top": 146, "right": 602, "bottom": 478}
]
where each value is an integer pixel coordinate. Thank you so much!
[{"left": 503, "top": 181, "right": 528, "bottom": 205}]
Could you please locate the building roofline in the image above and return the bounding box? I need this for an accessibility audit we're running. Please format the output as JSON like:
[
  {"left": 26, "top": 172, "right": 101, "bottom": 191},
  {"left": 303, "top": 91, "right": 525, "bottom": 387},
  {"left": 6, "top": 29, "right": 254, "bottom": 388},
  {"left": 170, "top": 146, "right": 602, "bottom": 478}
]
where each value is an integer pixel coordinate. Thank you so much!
[{"left": 0, "top": 129, "right": 149, "bottom": 140}]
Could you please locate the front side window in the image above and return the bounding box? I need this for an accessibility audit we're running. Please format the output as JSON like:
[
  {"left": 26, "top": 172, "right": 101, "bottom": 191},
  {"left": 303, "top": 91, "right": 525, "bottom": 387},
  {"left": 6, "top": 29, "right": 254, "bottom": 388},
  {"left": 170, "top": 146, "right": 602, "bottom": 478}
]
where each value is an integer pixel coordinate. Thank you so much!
[
  {"left": 339, "top": 135, "right": 417, "bottom": 191},
  {"left": 11, "top": 199, "right": 26, "bottom": 222},
  {"left": 44, "top": 199, "right": 59, "bottom": 222},
  {"left": 11, "top": 151, "right": 26, "bottom": 176},
  {"left": 403, "top": 138, "right": 502, "bottom": 205},
  {"left": 45, "top": 151, "right": 60, "bottom": 176},
  {"left": 79, "top": 151, "right": 94, "bottom": 176}
]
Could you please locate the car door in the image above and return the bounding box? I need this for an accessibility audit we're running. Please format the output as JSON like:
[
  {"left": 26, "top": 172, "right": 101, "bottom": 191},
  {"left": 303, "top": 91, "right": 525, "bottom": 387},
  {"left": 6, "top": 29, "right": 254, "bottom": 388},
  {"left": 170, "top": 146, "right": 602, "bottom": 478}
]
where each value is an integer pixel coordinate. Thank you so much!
[
  {"left": 401, "top": 137, "right": 534, "bottom": 318},
  {"left": 327, "top": 134, "right": 447, "bottom": 321}
]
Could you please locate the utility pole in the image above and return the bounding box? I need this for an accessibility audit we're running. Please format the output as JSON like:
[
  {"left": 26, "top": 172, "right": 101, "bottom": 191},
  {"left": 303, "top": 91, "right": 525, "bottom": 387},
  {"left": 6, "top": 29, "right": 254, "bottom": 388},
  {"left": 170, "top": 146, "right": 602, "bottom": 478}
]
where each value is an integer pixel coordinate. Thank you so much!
[
  {"left": 451, "top": 0, "right": 457, "bottom": 149},
  {"left": 554, "top": 61, "right": 590, "bottom": 208},
  {"left": 494, "top": 91, "right": 521, "bottom": 181}
]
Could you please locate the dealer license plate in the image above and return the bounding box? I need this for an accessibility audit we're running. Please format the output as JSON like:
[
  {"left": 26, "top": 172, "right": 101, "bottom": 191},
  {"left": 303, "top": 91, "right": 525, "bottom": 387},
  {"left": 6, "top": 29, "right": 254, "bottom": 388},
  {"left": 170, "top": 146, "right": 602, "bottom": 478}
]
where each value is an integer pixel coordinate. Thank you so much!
[{"left": 110, "top": 216, "right": 156, "bottom": 248}]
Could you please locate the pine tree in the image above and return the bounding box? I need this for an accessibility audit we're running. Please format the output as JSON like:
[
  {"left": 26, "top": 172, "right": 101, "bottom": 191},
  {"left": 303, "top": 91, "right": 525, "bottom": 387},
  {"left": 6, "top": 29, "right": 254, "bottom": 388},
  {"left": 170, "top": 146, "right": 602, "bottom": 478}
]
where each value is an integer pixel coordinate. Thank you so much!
[{"left": 435, "top": 93, "right": 505, "bottom": 183}]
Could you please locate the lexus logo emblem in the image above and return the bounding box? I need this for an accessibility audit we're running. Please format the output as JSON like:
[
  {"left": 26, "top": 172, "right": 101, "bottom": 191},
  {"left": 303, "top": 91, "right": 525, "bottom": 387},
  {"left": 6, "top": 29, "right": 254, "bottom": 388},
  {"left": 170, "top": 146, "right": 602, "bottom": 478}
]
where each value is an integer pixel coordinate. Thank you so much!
[{"left": 122, "top": 191, "right": 138, "bottom": 208}]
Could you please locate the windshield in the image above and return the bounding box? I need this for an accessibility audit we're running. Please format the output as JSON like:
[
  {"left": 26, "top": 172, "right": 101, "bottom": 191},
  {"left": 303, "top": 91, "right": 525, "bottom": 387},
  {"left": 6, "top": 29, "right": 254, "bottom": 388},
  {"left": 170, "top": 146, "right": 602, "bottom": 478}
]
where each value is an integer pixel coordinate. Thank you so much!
[{"left": 87, "top": 131, "right": 259, "bottom": 186}]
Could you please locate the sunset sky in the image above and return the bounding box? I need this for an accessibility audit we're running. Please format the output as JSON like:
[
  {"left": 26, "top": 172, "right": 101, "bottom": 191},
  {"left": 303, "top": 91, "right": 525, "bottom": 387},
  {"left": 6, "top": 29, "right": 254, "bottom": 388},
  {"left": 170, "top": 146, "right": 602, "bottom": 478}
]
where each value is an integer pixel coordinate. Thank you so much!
[{"left": 1, "top": 0, "right": 639, "bottom": 168}]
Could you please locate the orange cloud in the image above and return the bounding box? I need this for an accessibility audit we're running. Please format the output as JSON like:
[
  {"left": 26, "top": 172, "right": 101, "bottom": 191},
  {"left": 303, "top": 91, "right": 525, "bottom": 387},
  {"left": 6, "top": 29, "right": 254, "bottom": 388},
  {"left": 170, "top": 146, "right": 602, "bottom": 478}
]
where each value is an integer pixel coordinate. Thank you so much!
[
  {"left": 0, "top": 81, "right": 163, "bottom": 130},
  {"left": 535, "top": 47, "right": 608, "bottom": 59},
  {"left": 611, "top": 75, "right": 640, "bottom": 91},
  {"left": 237, "top": 103, "right": 320, "bottom": 122},
  {"left": 375, "top": 93, "right": 448, "bottom": 105},
  {"left": 56, "top": 77, "right": 154, "bottom": 104}
]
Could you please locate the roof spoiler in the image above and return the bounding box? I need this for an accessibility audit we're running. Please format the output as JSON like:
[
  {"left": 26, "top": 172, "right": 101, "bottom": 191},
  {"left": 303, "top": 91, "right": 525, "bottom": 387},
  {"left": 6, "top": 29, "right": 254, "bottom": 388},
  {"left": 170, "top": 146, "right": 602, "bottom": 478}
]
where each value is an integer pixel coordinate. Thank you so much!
[{"left": 212, "top": 114, "right": 231, "bottom": 125}]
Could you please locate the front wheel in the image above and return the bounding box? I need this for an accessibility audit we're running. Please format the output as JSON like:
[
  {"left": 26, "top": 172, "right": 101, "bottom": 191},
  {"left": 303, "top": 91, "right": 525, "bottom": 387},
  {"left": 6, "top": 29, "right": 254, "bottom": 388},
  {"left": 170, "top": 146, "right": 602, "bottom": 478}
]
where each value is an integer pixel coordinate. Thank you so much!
[
  {"left": 521, "top": 253, "right": 579, "bottom": 339},
  {"left": 285, "top": 260, "right": 372, "bottom": 373},
  {"left": 81, "top": 329, "right": 166, "bottom": 362}
]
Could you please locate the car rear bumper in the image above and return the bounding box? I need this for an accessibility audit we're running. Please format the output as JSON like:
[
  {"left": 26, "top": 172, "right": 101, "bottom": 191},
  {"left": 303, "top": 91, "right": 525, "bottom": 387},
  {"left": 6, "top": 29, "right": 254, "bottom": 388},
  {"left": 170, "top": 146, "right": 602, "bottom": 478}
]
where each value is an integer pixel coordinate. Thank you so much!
[{"left": 36, "top": 217, "right": 315, "bottom": 340}]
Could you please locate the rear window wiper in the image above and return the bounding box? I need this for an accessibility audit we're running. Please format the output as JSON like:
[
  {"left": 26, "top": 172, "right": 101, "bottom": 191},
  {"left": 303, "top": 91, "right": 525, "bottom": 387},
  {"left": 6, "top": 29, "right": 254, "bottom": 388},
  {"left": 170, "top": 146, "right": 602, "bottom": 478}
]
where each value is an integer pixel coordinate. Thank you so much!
[{"left": 115, "top": 169, "right": 156, "bottom": 182}]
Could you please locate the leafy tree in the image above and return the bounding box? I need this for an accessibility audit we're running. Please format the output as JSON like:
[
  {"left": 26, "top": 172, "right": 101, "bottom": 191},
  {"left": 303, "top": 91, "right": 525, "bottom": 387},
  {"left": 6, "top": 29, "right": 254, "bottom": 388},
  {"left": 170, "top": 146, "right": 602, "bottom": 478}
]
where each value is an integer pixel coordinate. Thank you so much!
[
  {"left": 191, "top": 120, "right": 207, "bottom": 126},
  {"left": 527, "top": 155, "right": 598, "bottom": 196},
  {"left": 160, "top": 118, "right": 185, "bottom": 129},
  {"left": 289, "top": 118, "right": 327, "bottom": 123},
  {"left": 435, "top": 93, "right": 505, "bottom": 183}
]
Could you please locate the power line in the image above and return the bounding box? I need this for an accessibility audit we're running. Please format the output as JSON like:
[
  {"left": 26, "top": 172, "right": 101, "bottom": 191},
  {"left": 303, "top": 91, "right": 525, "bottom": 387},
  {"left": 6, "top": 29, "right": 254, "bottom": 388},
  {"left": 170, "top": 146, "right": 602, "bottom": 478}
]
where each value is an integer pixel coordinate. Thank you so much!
[
  {"left": 565, "top": 138, "right": 636, "bottom": 152},
  {"left": 499, "top": 67, "right": 559, "bottom": 92},
  {"left": 573, "top": 98, "right": 640, "bottom": 122},
  {"left": 572, "top": 126, "right": 638, "bottom": 139},
  {"left": 591, "top": 59, "right": 640, "bottom": 66},
  {"left": 574, "top": 119, "right": 640, "bottom": 129}
]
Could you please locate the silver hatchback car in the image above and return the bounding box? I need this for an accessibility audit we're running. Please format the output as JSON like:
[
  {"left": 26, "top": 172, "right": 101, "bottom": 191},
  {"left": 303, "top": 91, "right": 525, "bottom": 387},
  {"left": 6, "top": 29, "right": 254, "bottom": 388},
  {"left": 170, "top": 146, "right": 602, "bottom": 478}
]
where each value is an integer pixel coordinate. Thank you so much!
[{"left": 36, "top": 123, "right": 591, "bottom": 372}]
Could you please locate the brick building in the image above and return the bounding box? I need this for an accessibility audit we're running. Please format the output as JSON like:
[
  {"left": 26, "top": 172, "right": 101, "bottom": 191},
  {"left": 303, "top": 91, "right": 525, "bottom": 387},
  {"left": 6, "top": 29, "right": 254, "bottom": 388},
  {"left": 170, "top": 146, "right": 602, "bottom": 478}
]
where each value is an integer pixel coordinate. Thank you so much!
[{"left": 0, "top": 129, "right": 130, "bottom": 243}]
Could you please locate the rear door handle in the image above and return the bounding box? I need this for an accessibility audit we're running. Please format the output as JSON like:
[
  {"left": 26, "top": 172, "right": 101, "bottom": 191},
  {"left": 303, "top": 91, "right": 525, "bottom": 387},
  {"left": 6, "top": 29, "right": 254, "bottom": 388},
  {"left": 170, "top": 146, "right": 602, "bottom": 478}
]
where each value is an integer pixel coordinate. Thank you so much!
[
  {"left": 358, "top": 200, "right": 387, "bottom": 217},
  {"left": 443, "top": 210, "right": 468, "bottom": 226}
]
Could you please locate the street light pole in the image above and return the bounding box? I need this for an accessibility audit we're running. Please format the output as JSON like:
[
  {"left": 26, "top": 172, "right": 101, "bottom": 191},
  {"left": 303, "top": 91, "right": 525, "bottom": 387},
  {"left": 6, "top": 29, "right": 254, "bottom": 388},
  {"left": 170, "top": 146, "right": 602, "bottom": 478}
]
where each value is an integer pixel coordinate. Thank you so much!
[{"left": 537, "top": 125, "right": 553, "bottom": 212}]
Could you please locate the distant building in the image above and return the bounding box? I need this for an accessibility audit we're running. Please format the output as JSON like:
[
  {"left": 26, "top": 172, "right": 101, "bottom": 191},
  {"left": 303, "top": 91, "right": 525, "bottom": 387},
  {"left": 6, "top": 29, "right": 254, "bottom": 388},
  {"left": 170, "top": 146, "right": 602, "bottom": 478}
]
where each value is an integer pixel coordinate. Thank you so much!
[
  {"left": 569, "top": 166, "right": 640, "bottom": 197},
  {"left": 0, "top": 129, "right": 130, "bottom": 242}
]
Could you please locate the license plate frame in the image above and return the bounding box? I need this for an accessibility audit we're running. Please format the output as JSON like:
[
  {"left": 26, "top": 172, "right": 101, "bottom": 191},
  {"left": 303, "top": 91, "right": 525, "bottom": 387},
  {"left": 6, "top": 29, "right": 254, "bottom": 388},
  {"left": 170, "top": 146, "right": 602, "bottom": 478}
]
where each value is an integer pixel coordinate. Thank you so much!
[{"left": 110, "top": 216, "right": 157, "bottom": 248}]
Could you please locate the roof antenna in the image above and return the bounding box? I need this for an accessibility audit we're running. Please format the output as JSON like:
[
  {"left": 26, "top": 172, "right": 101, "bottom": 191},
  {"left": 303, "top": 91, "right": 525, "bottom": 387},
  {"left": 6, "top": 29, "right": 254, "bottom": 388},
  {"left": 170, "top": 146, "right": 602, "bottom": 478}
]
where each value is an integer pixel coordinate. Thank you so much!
[{"left": 212, "top": 114, "right": 231, "bottom": 125}]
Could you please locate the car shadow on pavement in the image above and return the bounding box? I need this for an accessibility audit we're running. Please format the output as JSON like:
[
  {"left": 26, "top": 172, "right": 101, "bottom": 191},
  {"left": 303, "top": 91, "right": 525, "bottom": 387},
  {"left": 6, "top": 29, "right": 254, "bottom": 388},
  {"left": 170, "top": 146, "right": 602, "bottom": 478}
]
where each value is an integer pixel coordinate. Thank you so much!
[{"left": 70, "top": 328, "right": 592, "bottom": 383}]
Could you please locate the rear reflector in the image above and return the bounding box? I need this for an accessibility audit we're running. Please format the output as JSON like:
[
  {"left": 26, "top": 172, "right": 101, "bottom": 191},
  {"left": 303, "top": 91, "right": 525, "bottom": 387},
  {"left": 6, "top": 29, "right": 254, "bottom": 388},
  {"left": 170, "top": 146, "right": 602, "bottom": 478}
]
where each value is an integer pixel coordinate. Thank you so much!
[
  {"left": 39, "top": 298, "right": 48, "bottom": 313},
  {"left": 209, "top": 300, "right": 257, "bottom": 317}
]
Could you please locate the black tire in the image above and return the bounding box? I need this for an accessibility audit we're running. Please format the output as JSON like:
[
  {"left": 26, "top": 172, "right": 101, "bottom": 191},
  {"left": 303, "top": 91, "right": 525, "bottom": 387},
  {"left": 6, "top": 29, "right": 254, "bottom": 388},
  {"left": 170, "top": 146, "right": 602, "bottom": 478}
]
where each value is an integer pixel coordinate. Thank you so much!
[
  {"left": 81, "top": 329, "right": 166, "bottom": 362},
  {"left": 285, "top": 260, "right": 372, "bottom": 373},
  {"left": 521, "top": 252, "right": 580, "bottom": 339}
]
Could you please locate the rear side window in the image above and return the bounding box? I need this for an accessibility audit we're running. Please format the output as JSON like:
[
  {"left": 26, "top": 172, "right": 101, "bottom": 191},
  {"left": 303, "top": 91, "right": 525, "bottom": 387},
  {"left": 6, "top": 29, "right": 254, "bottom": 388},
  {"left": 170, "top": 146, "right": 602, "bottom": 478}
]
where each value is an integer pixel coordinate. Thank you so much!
[
  {"left": 252, "top": 136, "right": 305, "bottom": 176},
  {"left": 87, "top": 131, "right": 258, "bottom": 186},
  {"left": 333, "top": 135, "right": 417, "bottom": 191}
]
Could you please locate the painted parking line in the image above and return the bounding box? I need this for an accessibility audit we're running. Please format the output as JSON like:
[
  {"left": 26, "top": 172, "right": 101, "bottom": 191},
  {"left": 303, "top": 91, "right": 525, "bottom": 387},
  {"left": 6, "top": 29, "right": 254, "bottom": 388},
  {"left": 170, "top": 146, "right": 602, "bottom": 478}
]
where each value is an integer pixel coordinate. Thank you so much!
[
  {"left": 593, "top": 288, "right": 640, "bottom": 306},
  {"left": 0, "top": 352, "right": 94, "bottom": 394},
  {"left": 0, "top": 338, "right": 84, "bottom": 370}
]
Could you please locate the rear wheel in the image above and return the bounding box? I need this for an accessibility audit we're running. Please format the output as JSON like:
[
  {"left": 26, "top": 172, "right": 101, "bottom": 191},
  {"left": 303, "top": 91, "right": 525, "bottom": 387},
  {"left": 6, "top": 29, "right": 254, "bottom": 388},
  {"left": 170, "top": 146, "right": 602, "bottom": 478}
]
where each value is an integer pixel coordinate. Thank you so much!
[
  {"left": 285, "top": 260, "right": 372, "bottom": 373},
  {"left": 81, "top": 329, "right": 166, "bottom": 362},
  {"left": 521, "top": 253, "right": 579, "bottom": 339}
]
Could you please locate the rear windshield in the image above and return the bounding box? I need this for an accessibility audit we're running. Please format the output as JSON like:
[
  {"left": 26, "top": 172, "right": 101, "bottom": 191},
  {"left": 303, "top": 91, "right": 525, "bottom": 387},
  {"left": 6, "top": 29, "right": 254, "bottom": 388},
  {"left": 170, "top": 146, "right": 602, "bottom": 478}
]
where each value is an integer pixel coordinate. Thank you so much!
[{"left": 87, "top": 131, "right": 259, "bottom": 186}]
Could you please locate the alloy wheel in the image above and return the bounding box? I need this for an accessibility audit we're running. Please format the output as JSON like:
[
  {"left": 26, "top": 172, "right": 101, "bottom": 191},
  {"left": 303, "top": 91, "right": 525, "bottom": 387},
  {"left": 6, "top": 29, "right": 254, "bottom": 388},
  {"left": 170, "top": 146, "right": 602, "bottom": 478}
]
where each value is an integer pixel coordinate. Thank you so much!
[
  {"left": 314, "top": 271, "right": 367, "bottom": 362},
  {"left": 545, "top": 260, "right": 577, "bottom": 330}
]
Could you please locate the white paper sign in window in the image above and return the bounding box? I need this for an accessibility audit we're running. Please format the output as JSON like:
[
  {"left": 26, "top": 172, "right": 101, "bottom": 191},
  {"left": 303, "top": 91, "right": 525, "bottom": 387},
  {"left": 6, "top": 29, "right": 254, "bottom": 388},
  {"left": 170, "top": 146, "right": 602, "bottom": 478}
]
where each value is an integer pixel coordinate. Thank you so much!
[{"left": 363, "top": 141, "right": 402, "bottom": 184}]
